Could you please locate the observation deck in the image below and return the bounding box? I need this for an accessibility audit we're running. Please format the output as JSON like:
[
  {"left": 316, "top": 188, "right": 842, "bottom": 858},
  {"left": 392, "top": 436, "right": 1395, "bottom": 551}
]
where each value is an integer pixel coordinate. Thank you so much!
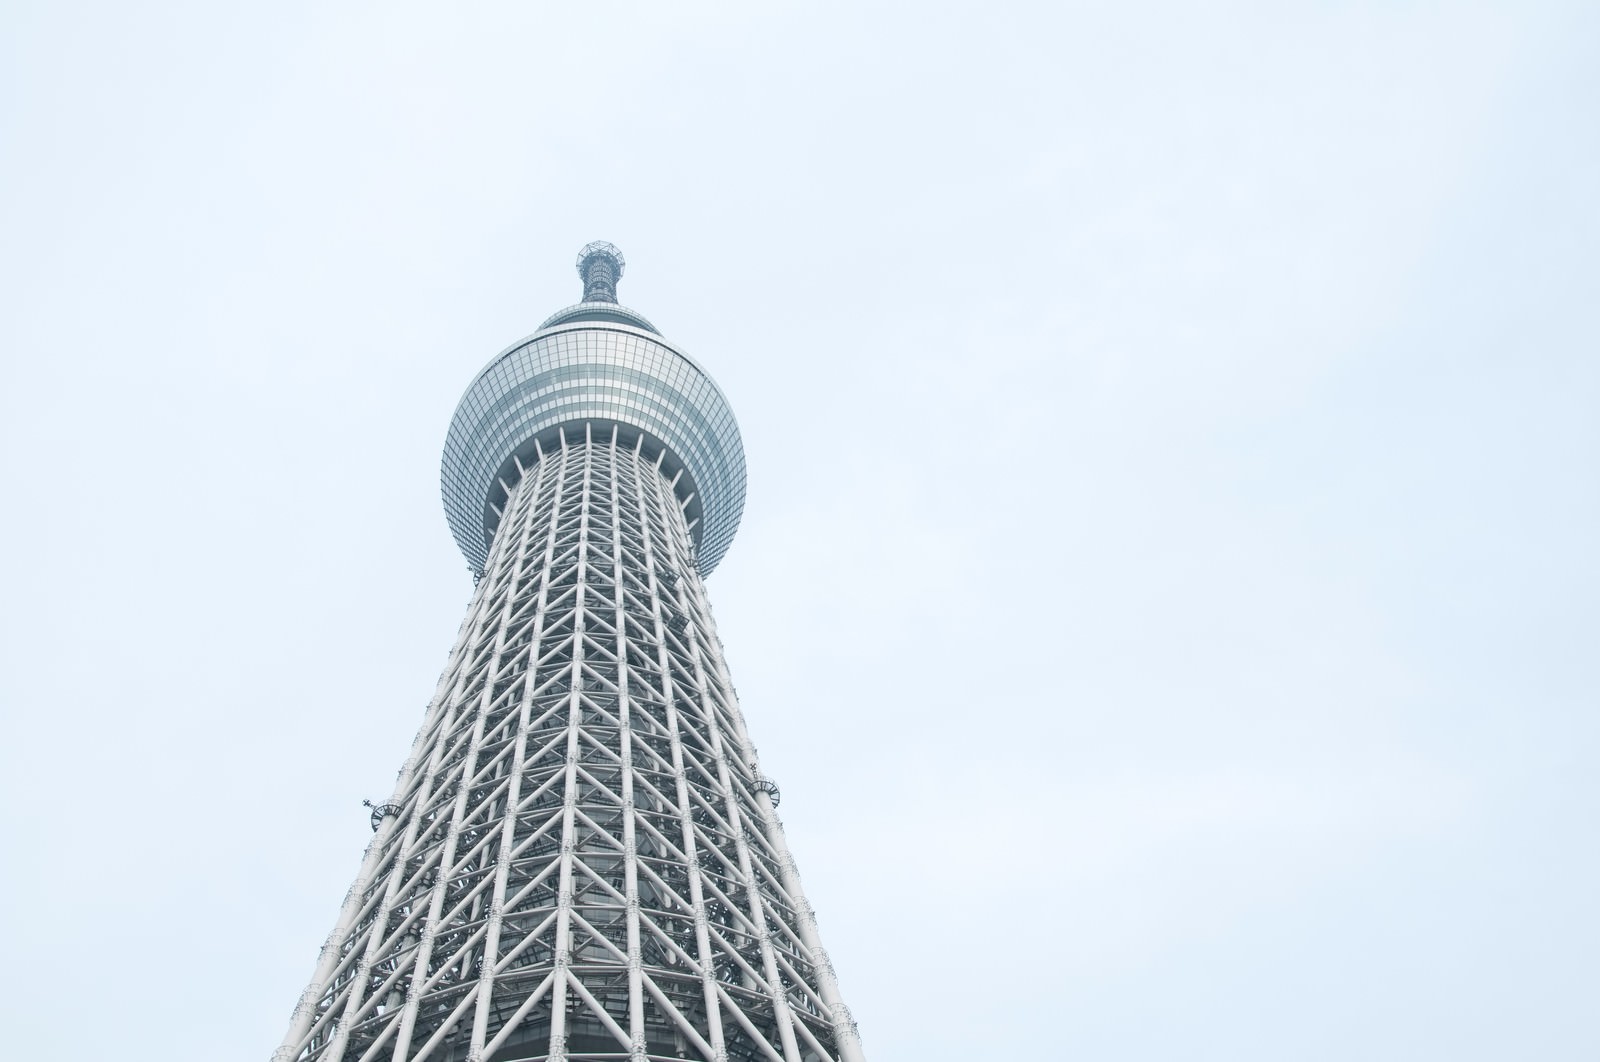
[{"left": 441, "top": 243, "right": 747, "bottom": 576}]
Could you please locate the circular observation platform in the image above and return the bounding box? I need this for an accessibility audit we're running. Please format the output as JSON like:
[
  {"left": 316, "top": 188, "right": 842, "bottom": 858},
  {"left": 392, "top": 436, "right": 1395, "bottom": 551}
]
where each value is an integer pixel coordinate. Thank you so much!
[{"left": 441, "top": 245, "right": 746, "bottom": 577}]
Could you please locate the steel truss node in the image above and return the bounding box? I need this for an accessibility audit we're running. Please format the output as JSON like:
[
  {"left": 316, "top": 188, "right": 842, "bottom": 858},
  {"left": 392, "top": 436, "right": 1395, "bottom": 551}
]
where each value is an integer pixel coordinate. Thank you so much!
[{"left": 276, "top": 423, "right": 863, "bottom": 1062}]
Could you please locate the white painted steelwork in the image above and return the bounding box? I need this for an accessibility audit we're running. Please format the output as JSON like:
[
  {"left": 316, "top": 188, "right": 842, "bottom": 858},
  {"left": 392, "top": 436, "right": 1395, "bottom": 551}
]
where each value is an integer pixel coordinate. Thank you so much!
[{"left": 276, "top": 250, "right": 862, "bottom": 1062}]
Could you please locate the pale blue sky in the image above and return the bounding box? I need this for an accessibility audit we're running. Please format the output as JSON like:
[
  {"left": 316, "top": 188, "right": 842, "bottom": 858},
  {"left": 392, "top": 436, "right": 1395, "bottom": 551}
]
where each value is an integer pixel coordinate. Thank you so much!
[{"left": 2, "top": 3, "right": 1596, "bottom": 1059}]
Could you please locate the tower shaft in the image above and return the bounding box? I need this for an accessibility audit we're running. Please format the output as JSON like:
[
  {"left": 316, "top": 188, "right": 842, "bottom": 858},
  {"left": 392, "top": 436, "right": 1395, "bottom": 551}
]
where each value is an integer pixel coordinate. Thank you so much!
[{"left": 276, "top": 424, "right": 860, "bottom": 1062}]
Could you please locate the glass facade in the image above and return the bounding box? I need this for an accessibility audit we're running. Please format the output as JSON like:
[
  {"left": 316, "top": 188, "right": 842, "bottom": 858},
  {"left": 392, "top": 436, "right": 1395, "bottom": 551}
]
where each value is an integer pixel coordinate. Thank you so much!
[{"left": 441, "top": 309, "right": 747, "bottom": 576}]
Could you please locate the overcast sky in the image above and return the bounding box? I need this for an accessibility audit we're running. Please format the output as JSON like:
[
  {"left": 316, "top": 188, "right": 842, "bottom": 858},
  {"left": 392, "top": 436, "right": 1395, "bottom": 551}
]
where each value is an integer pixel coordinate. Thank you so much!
[{"left": 3, "top": 2, "right": 1597, "bottom": 1059}]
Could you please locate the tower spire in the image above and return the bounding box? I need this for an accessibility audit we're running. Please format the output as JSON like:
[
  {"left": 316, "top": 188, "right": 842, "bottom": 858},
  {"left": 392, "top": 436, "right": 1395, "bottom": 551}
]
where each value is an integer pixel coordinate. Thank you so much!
[{"left": 576, "top": 240, "right": 625, "bottom": 303}]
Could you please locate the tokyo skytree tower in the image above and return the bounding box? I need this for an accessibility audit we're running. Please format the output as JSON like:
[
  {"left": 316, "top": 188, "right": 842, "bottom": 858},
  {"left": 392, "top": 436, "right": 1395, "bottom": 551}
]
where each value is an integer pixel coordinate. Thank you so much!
[{"left": 273, "top": 244, "right": 864, "bottom": 1062}]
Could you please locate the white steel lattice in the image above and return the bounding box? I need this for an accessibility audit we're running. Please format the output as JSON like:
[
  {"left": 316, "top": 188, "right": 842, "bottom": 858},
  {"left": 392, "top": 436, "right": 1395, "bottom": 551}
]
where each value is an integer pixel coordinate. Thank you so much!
[{"left": 275, "top": 424, "right": 862, "bottom": 1062}]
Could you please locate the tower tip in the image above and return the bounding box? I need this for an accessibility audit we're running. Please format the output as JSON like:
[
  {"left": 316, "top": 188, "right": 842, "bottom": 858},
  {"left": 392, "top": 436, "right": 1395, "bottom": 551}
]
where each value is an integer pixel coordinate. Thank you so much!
[{"left": 576, "top": 241, "right": 625, "bottom": 303}]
